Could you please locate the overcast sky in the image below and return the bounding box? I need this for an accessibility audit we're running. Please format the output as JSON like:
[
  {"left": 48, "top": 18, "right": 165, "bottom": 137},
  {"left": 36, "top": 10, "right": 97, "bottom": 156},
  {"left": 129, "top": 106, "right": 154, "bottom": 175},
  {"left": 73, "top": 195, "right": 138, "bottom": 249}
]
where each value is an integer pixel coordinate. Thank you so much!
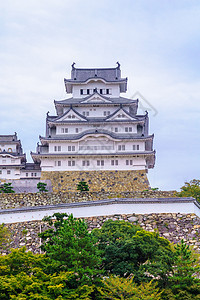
[{"left": 0, "top": 0, "right": 199, "bottom": 191}]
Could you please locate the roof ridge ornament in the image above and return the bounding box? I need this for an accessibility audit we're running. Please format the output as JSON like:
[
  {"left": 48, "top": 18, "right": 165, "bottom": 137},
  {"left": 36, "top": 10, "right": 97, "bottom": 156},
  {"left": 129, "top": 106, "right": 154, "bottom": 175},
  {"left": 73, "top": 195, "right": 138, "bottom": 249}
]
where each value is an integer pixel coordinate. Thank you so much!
[
  {"left": 71, "top": 62, "right": 76, "bottom": 69},
  {"left": 116, "top": 61, "right": 120, "bottom": 69}
]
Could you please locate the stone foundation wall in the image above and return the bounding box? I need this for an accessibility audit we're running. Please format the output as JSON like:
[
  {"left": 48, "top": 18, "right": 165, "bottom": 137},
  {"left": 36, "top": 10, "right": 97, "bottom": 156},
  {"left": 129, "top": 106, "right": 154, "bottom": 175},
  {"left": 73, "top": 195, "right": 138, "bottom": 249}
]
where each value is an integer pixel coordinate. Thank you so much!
[
  {"left": 40, "top": 170, "right": 150, "bottom": 192},
  {"left": 2, "top": 213, "right": 200, "bottom": 254},
  {"left": 0, "top": 190, "right": 177, "bottom": 209}
]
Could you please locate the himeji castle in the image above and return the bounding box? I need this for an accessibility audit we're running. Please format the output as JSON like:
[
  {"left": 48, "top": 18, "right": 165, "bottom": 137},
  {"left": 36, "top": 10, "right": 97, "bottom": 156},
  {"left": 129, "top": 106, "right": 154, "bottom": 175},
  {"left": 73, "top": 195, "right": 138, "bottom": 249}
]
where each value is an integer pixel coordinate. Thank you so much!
[{"left": 30, "top": 63, "right": 155, "bottom": 191}]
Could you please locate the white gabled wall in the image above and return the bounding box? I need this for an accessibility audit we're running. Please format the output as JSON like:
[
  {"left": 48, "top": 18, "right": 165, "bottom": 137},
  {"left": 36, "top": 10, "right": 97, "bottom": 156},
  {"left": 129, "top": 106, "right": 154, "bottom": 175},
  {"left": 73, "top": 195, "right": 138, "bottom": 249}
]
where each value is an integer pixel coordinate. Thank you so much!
[
  {"left": 0, "top": 143, "right": 17, "bottom": 152},
  {"left": 72, "top": 81, "right": 120, "bottom": 98}
]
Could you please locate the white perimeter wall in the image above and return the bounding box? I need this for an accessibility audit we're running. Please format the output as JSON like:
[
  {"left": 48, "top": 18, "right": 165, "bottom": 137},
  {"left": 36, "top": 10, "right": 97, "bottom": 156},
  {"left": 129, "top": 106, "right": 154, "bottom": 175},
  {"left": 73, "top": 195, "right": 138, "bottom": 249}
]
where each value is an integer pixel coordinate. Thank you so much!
[{"left": 1, "top": 200, "right": 199, "bottom": 224}]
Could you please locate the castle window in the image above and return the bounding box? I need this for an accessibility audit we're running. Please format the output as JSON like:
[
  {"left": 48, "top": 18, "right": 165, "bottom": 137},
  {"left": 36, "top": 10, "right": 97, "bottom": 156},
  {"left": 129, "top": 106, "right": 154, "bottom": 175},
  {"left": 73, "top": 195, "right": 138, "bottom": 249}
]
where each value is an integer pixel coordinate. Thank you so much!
[
  {"left": 72, "top": 146, "right": 75, "bottom": 151},
  {"left": 7, "top": 170, "right": 11, "bottom": 174},
  {"left": 75, "top": 128, "right": 79, "bottom": 133},
  {"left": 106, "top": 89, "right": 110, "bottom": 94},
  {"left": 97, "top": 160, "right": 104, "bottom": 166},
  {"left": 80, "top": 89, "right": 83, "bottom": 95},
  {"left": 68, "top": 161, "right": 75, "bottom": 166},
  {"left": 133, "top": 145, "right": 140, "bottom": 150},
  {"left": 8, "top": 148, "right": 12, "bottom": 152},
  {"left": 82, "top": 160, "right": 90, "bottom": 166},
  {"left": 31, "top": 173, "right": 34, "bottom": 176},
  {"left": 126, "top": 160, "right": 133, "bottom": 165},
  {"left": 58, "top": 146, "right": 61, "bottom": 151},
  {"left": 100, "top": 89, "right": 103, "bottom": 94},
  {"left": 34, "top": 173, "right": 37, "bottom": 176},
  {"left": 68, "top": 146, "right": 71, "bottom": 151},
  {"left": 118, "top": 145, "right": 125, "bottom": 151},
  {"left": 55, "top": 161, "right": 61, "bottom": 166},
  {"left": 61, "top": 128, "right": 68, "bottom": 133},
  {"left": 0, "top": 170, "right": 2, "bottom": 174},
  {"left": 125, "top": 127, "right": 132, "bottom": 132},
  {"left": 111, "top": 160, "right": 118, "bottom": 165},
  {"left": 87, "top": 89, "right": 90, "bottom": 95},
  {"left": 114, "top": 128, "right": 118, "bottom": 132},
  {"left": 26, "top": 173, "right": 28, "bottom": 177}
]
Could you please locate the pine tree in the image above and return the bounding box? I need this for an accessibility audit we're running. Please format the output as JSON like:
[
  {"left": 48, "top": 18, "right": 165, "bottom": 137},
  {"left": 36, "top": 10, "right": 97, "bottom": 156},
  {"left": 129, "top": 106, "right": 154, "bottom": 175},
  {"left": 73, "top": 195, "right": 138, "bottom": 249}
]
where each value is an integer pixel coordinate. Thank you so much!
[{"left": 77, "top": 180, "right": 89, "bottom": 192}]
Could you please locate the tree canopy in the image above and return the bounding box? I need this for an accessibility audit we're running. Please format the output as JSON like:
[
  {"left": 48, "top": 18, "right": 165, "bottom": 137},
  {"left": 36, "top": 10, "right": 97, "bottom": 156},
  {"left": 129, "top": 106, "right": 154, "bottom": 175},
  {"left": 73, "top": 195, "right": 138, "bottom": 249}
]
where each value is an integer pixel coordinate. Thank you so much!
[
  {"left": 0, "top": 214, "right": 200, "bottom": 299},
  {"left": 179, "top": 179, "right": 200, "bottom": 202}
]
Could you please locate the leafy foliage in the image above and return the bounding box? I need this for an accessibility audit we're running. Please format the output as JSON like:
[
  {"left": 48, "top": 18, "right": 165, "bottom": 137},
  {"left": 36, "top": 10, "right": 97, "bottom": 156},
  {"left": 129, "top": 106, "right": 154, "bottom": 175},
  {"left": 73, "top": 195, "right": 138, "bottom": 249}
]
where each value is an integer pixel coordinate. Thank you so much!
[
  {"left": 179, "top": 179, "right": 200, "bottom": 202},
  {"left": 1, "top": 217, "right": 200, "bottom": 299},
  {"left": 77, "top": 180, "right": 89, "bottom": 192},
  {"left": 37, "top": 182, "right": 48, "bottom": 192},
  {"left": 0, "top": 183, "right": 15, "bottom": 193},
  {"left": 39, "top": 213, "right": 101, "bottom": 285},
  {"left": 0, "top": 248, "right": 94, "bottom": 299},
  {"left": 93, "top": 219, "right": 174, "bottom": 286},
  {"left": 99, "top": 276, "right": 163, "bottom": 299},
  {"left": 0, "top": 224, "right": 10, "bottom": 252}
]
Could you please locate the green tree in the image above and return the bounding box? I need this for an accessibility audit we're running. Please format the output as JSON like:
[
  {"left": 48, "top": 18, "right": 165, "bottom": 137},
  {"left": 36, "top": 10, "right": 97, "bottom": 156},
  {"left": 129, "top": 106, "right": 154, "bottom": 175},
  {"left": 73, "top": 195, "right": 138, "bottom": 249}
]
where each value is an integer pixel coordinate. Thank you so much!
[
  {"left": 168, "top": 240, "right": 200, "bottom": 299},
  {"left": 77, "top": 180, "right": 89, "bottom": 192},
  {"left": 39, "top": 213, "right": 101, "bottom": 285},
  {"left": 0, "top": 183, "right": 15, "bottom": 193},
  {"left": 0, "top": 248, "right": 94, "bottom": 299},
  {"left": 93, "top": 220, "right": 174, "bottom": 286},
  {"left": 98, "top": 276, "right": 163, "bottom": 300},
  {"left": 178, "top": 179, "right": 200, "bottom": 202},
  {"left": 37, "top": 182, "right": 48, "bottom": 192}
]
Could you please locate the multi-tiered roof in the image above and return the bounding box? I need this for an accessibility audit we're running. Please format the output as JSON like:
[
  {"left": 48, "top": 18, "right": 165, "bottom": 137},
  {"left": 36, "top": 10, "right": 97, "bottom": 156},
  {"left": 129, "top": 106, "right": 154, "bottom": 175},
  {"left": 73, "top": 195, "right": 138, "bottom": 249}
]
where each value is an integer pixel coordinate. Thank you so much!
[{"left": 31, "top": 63, "right": 155, "bottom": 171}]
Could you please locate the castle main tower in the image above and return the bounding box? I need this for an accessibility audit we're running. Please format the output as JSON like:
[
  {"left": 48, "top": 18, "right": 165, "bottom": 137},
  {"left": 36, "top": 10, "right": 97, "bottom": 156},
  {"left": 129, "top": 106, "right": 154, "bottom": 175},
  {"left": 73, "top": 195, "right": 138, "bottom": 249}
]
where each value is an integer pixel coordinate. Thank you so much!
[{"left": 31, "top": 63, "right": 155, "bottom": 192}]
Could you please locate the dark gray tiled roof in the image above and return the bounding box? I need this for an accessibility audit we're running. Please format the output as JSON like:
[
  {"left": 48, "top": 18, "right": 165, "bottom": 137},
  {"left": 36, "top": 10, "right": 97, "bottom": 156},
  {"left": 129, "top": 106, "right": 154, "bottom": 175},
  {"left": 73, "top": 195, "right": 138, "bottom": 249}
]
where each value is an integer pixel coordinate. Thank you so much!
[
  {"left": 0, "top": 151, "right": 25, "bottom": 157},
  {"left": 0, "top": 133, "right": 19, "bottom": 142},
  {"left": 0, "top": 164, "right": 25, "bottom": 168},
  {"left": 0, "top": 197, "right": 195, "bottom": 215},
  {"left": 31, "top": 150, "right": 155, "bottom": 157},
  {"left": 40, "top": 130, "right": 154, "bottom": 141},
  {"left": 47, "top": 106, "right": 145, "bottom": 124},
  {"left": 68, "top": 64, "right": 125, "bottom": 82},
  {"left": 50, "top": 107, "right": 87, "bottom": 122},
  {"left": 48, "top": 118, "right": 145, "bottom": 125},
  {"left": 22, "top": 163, "right": 41, "bottom": 171},
  {"left": 55, "top": 95, "right": 137, "bottom": 105}
]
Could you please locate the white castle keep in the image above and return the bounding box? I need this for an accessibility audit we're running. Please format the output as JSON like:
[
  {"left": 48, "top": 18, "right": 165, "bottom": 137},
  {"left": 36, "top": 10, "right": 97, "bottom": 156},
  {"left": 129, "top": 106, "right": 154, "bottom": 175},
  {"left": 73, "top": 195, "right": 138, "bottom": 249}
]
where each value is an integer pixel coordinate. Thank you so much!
[{"left": 0, "top": 63, "right": 155, "bottom": 184}]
